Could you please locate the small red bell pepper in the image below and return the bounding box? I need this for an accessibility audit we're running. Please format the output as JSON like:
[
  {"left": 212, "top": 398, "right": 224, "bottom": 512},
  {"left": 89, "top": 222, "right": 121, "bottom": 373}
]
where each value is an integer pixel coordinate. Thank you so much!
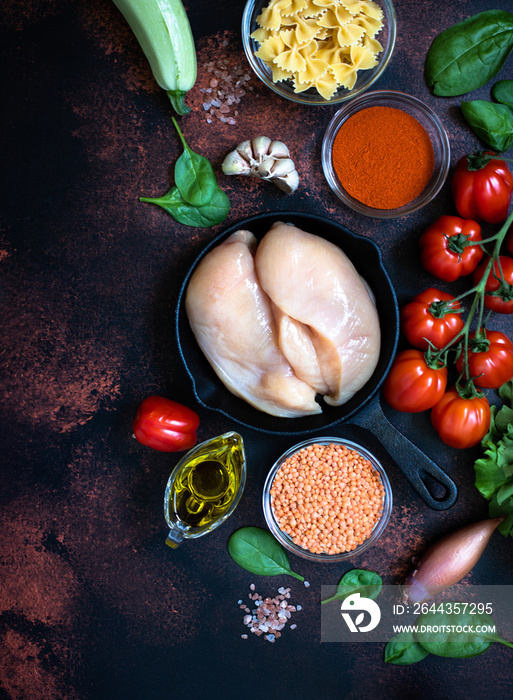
[{"left": 133, "top": 396, "right": 200, "bottom": 452}]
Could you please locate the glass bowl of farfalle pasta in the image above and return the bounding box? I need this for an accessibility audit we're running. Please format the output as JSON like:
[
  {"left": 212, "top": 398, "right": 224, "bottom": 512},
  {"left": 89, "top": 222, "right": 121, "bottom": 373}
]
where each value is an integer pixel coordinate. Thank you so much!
[{"left": 242, "top": 0, "right": 396, "bottom": 105}]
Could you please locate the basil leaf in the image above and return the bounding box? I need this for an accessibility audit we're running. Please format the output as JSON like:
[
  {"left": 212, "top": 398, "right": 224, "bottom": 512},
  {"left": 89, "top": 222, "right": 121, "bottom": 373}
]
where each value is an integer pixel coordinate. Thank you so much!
[
  {"left": 493, "top": 80, "right": 513, "bottom": 108},
  {"left": 227, "top": 527, "right": 304, "bottom": 581},
  {"left": 140, "top": 185, "right": 230, "bottom": 228},
  {"left": 425, "top": 10, "right": 513, "bottom": 96},
  {"left": 461, "top": 100, "right": 513, "bottom": 152},
  {"left": 321, "top": 569, "right": 382, "bottom": 605},
  {"left": 385, "top": 632, "right": 430, "bottom": 665}
]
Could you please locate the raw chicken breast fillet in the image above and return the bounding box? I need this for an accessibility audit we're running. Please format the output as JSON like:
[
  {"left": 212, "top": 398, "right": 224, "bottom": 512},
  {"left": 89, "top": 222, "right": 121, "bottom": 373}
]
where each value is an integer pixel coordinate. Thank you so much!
[
  {"left": 255, "top": 222, "right": 381, "bottom": 406},
  {"left": 185, "top": 230, "right": 321, "bottom": 418}
]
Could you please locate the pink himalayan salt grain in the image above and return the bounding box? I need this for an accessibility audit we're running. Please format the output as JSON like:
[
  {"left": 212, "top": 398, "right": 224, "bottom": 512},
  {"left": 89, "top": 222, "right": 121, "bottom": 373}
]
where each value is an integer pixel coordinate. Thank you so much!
[
  {"left": 238, "top": 584, "right": 301, "bottom": 642},
  {"left": 200, "top": 58, "right": 254, "bottom": 125}
]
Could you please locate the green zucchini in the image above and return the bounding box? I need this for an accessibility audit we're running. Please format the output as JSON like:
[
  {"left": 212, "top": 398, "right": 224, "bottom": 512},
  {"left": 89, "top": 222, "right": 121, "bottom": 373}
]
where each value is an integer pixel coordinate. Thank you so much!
[{"left": 113, "top": 0, "right": 197, "bottom": 115}]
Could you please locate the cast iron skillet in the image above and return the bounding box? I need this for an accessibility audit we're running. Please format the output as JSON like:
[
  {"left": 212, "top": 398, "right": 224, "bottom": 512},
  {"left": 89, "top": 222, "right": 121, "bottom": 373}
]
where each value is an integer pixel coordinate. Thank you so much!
[{"left": 176, "top": 212, "right": 458, "bottom": 510}]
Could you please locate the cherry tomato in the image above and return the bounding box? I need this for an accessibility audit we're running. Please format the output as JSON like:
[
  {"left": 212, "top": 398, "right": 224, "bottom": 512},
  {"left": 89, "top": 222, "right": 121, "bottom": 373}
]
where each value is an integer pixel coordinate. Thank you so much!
[
  {"left": 455, "top": 329, "right": 513, "bottom": 389},
  {"left": 473, "top": 255, "right": 513, "bottom": 314},
  {"left": 431, "top": 388, "right": 491, "bottom": 449},
  {"left": 382, "top": 349, "right": 448, "bottom": 413},
  {"left": 452, "top": 152, "right": 513, "bottom": 224},
  {"left": 400, "top": 288, "right": 465, "bottom": 351},
  {"left": 133, "top": 396, "right": 200, "bottom": 452},
  {"left": 418, "top": 215, "right": 483, "bottom": 282}
]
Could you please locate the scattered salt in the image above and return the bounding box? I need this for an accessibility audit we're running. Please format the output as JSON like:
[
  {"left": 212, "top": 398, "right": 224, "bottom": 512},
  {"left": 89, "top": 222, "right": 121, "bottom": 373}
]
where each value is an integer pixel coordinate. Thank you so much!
[
  {"left": 237, "top": 583, "right": 303, "bottom": 642},
  {"left": 200, "top": 57, "right": 254, "bottom": 126}
]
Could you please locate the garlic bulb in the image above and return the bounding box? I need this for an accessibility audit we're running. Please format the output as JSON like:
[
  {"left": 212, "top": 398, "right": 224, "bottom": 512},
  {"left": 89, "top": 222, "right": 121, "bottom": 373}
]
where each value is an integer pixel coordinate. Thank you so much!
[{"left": 222, "top": 136, "right": 299, "bottom": 194}]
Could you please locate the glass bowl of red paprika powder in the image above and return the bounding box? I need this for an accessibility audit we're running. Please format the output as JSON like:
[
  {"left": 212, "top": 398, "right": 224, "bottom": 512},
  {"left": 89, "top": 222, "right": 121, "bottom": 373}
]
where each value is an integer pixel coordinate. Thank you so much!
[
  {"left": 242, "top": 0, "right": 397, "bottom": 106},
  {"left": 322, "top": 90, "right": 450, "bottom": 217}
]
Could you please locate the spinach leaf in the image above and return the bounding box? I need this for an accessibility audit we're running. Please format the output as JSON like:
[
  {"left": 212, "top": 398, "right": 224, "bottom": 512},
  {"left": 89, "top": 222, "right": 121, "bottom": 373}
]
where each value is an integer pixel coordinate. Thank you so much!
[
  {"left": 321, "top": 569, "right": 382, "bottom": 605},
  {"left": 140, "top": 184, "right": 230, "bottom": 228},
  {"left": 384, "top": 632, "right": 430, "bottom": 665},
  {"left": 415, "top": 608, "right": 513, "bottom": 658},
  {"left": 493, "top": 80, "right": 513, "bottom": 108},
  {"left": 461, "top": 100, "right": 513, "bottom": 152},
  {"left": 425, "top": 10, "right": 513, "bottom": 96},
  {"left": 227, "top": 527, "right": 304, "bottom": 581},
  {"left": 172, "top": 117, "right": 217, "bottom": 207}
]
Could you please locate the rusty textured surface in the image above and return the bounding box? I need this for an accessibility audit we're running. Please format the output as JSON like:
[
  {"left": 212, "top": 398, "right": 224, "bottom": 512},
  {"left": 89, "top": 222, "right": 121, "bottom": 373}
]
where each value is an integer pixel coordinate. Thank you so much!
[{"left": 1, "top": 0, "right": 513, "bottom": 698}]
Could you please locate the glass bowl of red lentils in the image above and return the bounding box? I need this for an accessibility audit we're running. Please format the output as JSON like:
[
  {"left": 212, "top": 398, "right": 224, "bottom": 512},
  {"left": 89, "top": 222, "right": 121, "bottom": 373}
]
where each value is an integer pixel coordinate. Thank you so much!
[
  {"left": 262, "top": 437, "right": 392, "bottom": 562},
  {"left": 322, "top": 90, "right": 451, "bottom": 218},
  {"left": 242, "top": 0, "right": 396, "bottom": 106}
]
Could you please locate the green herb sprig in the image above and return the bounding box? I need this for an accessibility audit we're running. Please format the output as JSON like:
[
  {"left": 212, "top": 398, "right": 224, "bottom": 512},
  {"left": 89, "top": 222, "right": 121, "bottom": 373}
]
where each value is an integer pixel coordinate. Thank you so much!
[{"left": 474, "top": 380, "right": 513, "bottom": 538}]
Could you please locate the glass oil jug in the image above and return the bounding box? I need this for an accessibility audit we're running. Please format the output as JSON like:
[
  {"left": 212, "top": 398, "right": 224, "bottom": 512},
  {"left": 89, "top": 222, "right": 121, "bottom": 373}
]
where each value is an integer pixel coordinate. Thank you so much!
[{"left": 164, "top": 431, "right": 246, "bottom": 548}]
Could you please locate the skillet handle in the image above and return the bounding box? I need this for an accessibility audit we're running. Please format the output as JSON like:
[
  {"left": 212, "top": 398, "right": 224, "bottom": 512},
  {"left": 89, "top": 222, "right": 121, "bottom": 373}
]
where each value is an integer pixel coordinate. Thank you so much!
[{"left": 353, "top": 397, "right": 458, "bottom": 510}]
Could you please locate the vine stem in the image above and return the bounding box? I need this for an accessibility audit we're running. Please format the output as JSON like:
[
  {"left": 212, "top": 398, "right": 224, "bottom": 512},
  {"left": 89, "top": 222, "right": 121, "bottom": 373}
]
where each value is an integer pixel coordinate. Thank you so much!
[{"left": 429, "top": 207, "right": 513, "bottom": 392}]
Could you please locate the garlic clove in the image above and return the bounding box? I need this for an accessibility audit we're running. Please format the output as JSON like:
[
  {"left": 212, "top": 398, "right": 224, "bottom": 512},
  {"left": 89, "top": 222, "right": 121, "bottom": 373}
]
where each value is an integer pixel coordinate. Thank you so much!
[
  {"left": 257, "top": 158, "right": 276, "bottom": 179},
  {"left": 236, "top": 140, "right": 255, "bottom": 163},
  {"left": 268, "top": 140, "right": 290, "bottom": 159},
  {"left": 222, "top": 150, "right": 253, "bottom": 176},
  {"left": 273, "top": 169, "right": 299, "bottom": 194},
  {"left": 270, "top": 158, "right": 296, "bottom": 177},
  {"left": 251, "top": 135, "right": 272, "bottom": 160}
]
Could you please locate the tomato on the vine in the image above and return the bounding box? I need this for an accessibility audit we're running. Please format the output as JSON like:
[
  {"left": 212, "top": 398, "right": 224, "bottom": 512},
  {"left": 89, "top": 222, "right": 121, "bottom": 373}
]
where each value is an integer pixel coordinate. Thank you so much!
[
  {"left": 473, "top": 255, "right": 513, "bottom": 314},
  {"left": 418, "top": 215, "right": 483, "bottom": 282},
  {"left": 382, "top": 349, "right": 448, "bottom": 413},
  {"left": 455, "top": 329, "right": 513, "bottom": 389},
  {"left": 133, "top": 396, "right": 200, "bottom": 452},
  {"left": 452, "top": 152, "right": 513, "bottom": 224},
  {"left": 431, "top": 388, "right": 491, "bottom": 449},
  {"left": 400, "top": 288, "right": 464, "bottom": 351}
]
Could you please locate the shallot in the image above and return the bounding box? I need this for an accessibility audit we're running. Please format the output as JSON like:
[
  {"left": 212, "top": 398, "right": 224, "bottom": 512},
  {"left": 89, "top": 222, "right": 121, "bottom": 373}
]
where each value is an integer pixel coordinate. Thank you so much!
[{"left": 402, "top": 517, "right": 503, "bottom": 604}]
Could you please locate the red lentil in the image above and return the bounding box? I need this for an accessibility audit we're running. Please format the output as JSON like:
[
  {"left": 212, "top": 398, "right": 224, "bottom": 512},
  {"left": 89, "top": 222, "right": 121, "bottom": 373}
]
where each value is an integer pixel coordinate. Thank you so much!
[{"left": 270, "top": 443, "right": 385, "bottom": 555}]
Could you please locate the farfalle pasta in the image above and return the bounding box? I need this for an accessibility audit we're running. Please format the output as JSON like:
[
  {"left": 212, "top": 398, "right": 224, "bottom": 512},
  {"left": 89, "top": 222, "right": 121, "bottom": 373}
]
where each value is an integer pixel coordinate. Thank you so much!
[{"left": 251, "top": 0, "right": 384, "bottom": 99}]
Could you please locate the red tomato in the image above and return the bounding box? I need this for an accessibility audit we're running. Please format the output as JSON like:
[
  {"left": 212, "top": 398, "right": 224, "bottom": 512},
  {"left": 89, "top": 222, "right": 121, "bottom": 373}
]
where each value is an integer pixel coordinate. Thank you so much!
[
  {"left": 473, "top": 255, "right": 513, "bottom": 314},
  {"left": 418, "top": 215, "right": 483, "bottom": 282},
  {"left": 431, "top": 388, "right": 491, "bottom": 449},
  {"left": 455, "top": 329, "right": 513, "bottom": 389},
  {"left": 452, "top": 152, "right": 513, "bottom": 224},
  {"left": 133, "top": 396, "right": 200, "bottom": 452},
  {"left": 400, "top": 288, "right": 465, "bottom": 351},
  {"left": 382, "top": 349, "right": 448, "bottom": 413}
]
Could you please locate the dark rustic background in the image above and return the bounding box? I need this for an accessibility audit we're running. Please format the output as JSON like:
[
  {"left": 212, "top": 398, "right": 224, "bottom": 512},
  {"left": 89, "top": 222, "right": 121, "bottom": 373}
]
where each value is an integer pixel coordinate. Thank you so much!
[{"left": 2, "top": 1, "right": 513, "bottom": 698}]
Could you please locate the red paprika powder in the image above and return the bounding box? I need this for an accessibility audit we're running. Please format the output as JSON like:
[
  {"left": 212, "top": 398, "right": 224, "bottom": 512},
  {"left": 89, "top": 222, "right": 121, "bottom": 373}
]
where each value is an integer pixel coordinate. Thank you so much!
[{"left": 332, "top": 106, "right": 435, "bottom": 209}]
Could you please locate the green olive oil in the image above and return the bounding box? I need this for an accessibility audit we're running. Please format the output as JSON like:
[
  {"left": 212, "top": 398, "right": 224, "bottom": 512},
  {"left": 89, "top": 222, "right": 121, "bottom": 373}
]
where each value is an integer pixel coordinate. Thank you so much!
[{"left": 164, "top": 432, "right": 246, "bottom": 547}]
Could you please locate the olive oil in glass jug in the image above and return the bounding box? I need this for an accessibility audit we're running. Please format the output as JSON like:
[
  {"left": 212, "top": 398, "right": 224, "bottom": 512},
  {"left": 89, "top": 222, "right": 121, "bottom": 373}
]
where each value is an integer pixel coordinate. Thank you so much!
[{"left": 164, "top": 431, "right": 246, "bottom": 547}]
